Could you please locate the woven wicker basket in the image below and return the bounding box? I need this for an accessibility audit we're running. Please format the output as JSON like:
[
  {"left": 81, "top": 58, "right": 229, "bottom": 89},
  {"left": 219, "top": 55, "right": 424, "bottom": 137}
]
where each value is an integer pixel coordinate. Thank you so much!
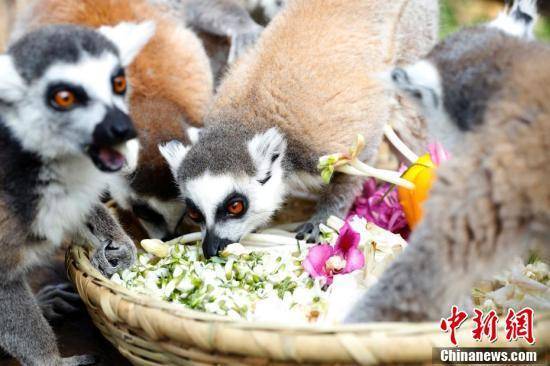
[{"left": 66, "top": 236, "right": 550, "bottom": 366}]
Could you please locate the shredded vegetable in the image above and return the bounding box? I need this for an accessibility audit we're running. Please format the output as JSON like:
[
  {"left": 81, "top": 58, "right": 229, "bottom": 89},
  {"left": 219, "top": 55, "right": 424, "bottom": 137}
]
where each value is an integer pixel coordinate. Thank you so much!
[{"left": 112, "top": 240, "right": 335, "bottom": 323}]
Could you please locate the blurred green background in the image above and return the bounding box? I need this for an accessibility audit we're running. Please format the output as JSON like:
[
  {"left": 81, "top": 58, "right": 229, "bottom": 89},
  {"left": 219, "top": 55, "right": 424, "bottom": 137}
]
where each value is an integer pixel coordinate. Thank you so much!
[{"left": 441, "top": 0, "right": 550, "bottom": 40}]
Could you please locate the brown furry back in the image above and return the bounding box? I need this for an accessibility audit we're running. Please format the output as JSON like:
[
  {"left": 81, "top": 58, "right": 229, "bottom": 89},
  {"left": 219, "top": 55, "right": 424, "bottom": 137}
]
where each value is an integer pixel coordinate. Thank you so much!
[{"left": 209, "top": 0, "right": 438, "bottom": 160}]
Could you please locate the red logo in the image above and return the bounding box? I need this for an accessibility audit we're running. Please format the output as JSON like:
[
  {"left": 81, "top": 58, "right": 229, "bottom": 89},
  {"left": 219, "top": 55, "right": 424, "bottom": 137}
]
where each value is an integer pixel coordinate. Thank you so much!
[
  {"left": 505, "top": 307, "right": 535, "bottom": 344},
  {"left": 440, "top": 306, "right": 536, "bottom": 346},
  {"left": 440, "top": 305, "right": 468, "bottom": 346},
  {"left": 472, "top": 309, "right": 499, "bottom": 343}
]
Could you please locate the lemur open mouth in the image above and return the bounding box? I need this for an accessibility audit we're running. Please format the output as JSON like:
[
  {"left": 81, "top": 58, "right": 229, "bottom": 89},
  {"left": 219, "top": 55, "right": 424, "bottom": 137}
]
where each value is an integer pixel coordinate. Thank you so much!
[{"left": 88, "top": 144, "right": 127, "bottom": 172}]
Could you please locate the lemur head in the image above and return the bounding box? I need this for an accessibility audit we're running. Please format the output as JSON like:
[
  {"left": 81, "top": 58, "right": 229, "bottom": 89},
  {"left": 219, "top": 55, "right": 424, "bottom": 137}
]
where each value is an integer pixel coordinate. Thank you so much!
[
  {"left": 160, "top": 124, "right": 287, "bottom": 258},
  {"left": 0, "top": 22, "right": 155, "bottom": 171},
  {"left": 388, "top": 0, "right": 538, "bottom": 152},
  {"left": 112, "top": 102, "right": 203, "bottom": 242}
]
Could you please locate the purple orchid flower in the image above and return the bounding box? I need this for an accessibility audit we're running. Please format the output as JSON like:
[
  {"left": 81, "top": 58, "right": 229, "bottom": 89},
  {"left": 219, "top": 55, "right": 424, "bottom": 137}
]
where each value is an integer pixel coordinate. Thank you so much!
[
  {"left": 302, "top": 222, "right": 365, "bottom": 285},
  {"left": 347, "top": 178, "right": 410, "bottom": 238}
]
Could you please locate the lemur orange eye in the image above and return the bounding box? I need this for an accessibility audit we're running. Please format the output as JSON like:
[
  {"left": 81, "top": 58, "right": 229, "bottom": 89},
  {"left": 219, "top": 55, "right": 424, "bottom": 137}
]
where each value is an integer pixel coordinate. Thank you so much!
[
  {"left": 113, "top": 75, "right": 127, "bottom": 95},
  {"left": 227, "top": 200, "right": 245, "bottom": 216},
  {"left": 52, "top": 90, "right": 75, "bottom": 109},
  {"left": 187, "top": 207, "right": 203, "bottom": 222}
]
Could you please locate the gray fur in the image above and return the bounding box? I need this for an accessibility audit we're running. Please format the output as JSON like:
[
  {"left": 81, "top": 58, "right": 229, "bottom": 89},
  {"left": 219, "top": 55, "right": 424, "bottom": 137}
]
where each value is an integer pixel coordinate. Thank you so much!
[
  {"left": 183, "top": 117, "right": 319, "bottom": 179},
  {"left": 394, "top": 0, "right": 540, "bottom": 134},
  {"left": 184, "top": 0, "right": 262, "bottom": 37},
  {"left": 9, "top": 24, "right": 118, "bottom": 83},
  {"left": 428, "top": 27, "right": 525, "bottom": 131},
  {"left": 183, "top": 0, "right": 263, "bottom": 63},
  {"left": 0, "top": 279, "right": 64, "bottom": 365},
  {"left": 179, "top": 124, "right": 258, "bottom": 180},
  {"left": 0, "top": 276, "right": 95, "bottom": 365},
  {"left": 152, "top": 0, "right": 263, "bottom": 63}
]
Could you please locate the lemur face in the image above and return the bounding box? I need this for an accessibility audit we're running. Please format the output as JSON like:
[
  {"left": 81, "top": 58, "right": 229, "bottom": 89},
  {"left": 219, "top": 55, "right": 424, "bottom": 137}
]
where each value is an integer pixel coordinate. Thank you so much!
[
  {"left": 0, "top": 22, "right": 155, "bottom": 172},
  {"left": 128, "top": 196, "right": 186, "bottom": 241},
  {"left": 388, "top": 0, "right": 538, "bottom": 152},
  {"left": 390, "top": 60, "right": 459, "bottom": 149},
  {"left": 129, "top": 127, "right": 204, "bottom": 241},
  {"left": 160, "top": 126, "right": 287, "bottom": 258}
]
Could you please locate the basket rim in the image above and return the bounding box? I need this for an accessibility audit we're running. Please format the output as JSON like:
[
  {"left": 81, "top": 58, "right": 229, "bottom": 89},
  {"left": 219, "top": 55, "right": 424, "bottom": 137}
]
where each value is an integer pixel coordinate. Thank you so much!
[{"left": 67, "top": 242, "right": 550, "bottom": 334}]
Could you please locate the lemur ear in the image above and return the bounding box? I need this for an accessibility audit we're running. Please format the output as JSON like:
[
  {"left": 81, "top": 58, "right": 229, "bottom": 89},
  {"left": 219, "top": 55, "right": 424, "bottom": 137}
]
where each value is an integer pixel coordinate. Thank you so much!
[
  {"left": 489, "top": 0, "right": 538, "bottom": 39},
  {"left": 390, "top": 61, "right": 442, "bottom": 110},
  {"left": 0, "top": 55, "right": 25, "bottom": 103},
  {"left": 248, "top": 128, "right": 287, "bottom": 182},
  {"left": 99, "top": 21, "right": 156, "bottom": 67},
  {"left": 159, "top": 140, "right": 189, "bottom": 178},
  {"left": 187, "top": 127, "right": 202, "bottom": 145}
]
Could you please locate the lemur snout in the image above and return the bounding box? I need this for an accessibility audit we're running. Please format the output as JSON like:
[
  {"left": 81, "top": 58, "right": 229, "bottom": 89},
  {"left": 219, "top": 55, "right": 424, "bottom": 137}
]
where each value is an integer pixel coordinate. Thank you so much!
[
  {"left": 93, "top": 107, "right": 137, "bottom": 145},
  {"left": 89, "top": 107, "right": 138, "bottom": 172},
  {"left": 203, "top": 231, "right": 233, "bottom": 259}
]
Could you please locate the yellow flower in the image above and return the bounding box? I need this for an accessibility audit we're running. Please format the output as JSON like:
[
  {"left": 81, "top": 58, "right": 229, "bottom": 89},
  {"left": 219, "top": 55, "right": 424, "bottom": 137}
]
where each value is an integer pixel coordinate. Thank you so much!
[{"left": 397, "top": 154, "right": 436, "bottom": 230}]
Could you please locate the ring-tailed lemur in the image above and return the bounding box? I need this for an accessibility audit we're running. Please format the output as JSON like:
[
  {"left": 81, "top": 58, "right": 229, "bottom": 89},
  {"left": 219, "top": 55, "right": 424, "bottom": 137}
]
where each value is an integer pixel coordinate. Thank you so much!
[
  {"left": 159, "top": 0, "right": 439, "bottom": 258},
  {"left": 347, "top": 0, "right": 550, "bottom": 322},
  {"left": 14, "top": 0, "right": 214, "bottom": 243},
  {"left": 0, "top": 22, "right": 153, "bottom": 364}
]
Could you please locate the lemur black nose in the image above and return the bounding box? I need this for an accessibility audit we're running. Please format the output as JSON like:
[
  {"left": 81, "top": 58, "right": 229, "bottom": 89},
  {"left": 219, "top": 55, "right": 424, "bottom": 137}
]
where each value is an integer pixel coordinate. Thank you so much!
[
  {"left": 112, "top": 121, "right": 131, "bottom": 138},
  {"left": 203, "top": 231, "right": 233, "bottom": 259},
  {"left": 93, "top": 107, "right": 137, "bottom": 146}
]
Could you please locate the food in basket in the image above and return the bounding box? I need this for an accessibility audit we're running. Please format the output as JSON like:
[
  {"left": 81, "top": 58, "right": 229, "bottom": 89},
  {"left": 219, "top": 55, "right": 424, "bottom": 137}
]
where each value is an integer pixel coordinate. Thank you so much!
[
  {"left": 112, "top": 216, "right": 408, "bottom": 324},
  {"left": 474, "top": 257, "right": 550, "bottom": 314}
]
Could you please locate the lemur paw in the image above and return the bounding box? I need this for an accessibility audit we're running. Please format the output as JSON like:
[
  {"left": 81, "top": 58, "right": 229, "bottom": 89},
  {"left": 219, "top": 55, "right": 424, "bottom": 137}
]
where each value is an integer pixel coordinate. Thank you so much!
[
  {"left": 91, "top": 238, "right": 136, "bottom": 277},
  {"left": 62, "top": 354, "right": 98, "bottom": 366},
  {"left": 228, "top": 26, "right": 263, "bottom": 64},
  {"left": 295, "top": 219, "right": 323, "bottom": 243},
  {"left": 36, "top": 283, "right": 82, "bottom": 323}
]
